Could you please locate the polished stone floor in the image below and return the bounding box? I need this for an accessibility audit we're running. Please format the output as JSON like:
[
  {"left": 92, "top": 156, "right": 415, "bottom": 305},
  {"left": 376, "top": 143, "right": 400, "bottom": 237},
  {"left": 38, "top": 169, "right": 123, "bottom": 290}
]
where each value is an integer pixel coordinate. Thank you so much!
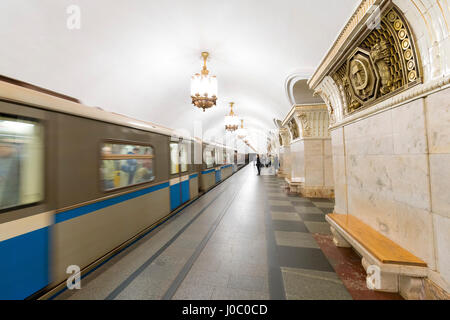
[{"left": 54, "top": 164, "right": 399, "bottom": 300}]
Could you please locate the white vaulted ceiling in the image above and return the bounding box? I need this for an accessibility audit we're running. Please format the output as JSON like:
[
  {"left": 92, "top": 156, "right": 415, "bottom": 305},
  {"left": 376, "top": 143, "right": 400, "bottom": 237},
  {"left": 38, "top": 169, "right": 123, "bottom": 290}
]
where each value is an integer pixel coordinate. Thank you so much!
[{"left": 0, "top": 0, "right": 359, "bottom": 150}]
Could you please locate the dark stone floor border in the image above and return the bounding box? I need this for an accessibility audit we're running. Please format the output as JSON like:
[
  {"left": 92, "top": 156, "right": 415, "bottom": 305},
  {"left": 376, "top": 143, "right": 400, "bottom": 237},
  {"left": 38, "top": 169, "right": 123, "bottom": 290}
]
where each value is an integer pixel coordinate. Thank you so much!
[{"left": 263, "top": 177, "right": 287, "bottom": 300}]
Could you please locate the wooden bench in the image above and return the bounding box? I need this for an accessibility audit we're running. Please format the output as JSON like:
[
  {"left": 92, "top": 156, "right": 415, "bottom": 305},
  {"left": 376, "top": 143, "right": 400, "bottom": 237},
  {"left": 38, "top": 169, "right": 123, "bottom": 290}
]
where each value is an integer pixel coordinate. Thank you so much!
[{"left": 326, "top": 213, "right": 428, "bottom": 298}]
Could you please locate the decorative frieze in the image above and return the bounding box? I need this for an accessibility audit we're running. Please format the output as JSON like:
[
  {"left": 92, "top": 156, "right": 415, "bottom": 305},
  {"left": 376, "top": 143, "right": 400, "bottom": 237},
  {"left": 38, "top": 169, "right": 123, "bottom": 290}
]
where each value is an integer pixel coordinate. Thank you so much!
[{"left": 281, "top": 104, "right": 330, "bottom": 141}]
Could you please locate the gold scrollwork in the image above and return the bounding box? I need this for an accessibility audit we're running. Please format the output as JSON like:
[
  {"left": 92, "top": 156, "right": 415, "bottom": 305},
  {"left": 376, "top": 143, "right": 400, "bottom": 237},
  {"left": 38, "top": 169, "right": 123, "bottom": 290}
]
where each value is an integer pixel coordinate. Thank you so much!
[{"left": 331, "top": 5, "right": 421, "bottom": 116}]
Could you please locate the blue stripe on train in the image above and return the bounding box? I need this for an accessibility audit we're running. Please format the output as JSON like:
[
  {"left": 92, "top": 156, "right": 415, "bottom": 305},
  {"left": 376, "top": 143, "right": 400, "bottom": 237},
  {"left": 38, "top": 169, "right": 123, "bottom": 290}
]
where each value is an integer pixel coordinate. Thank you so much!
[
  {"left": 169, "top": 183, "right": 181, "bottom": 210},
  {"left": 55, "top": 182, "right": 169, "bottom": 224},
  {"left": 0, "top": 226, "right": 49, "bottom": 300},
  {"left": 0, "top": 180, "right": 170, "bottom": 300},
  {"left": 215, "top": 170, "right": 221, "bottom": 183},
  {"left": 181, "top": 180, "right": 190, "bottom": 204}
]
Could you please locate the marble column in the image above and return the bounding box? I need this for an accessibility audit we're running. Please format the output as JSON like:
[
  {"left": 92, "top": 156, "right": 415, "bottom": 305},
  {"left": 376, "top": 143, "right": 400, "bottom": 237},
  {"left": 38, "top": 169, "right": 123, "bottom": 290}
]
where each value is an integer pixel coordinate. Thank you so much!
[
  {"left": 277, "top": 128, "right": 291, "bottom": 178},
  {"left": 281, "top": 104, "right": 334, "bottom": 198}
]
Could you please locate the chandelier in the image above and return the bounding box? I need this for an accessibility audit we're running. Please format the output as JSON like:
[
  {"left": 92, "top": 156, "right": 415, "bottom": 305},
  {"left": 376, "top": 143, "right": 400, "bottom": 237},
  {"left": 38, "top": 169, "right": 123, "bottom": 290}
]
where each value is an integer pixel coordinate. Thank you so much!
[
  {"left": 225, "top": 102, "right": 239, "bottom": 132},
  {"left": 236, "top": 119, "right": 248, "bottom": 139},
  {"left": 191, "top": 52, "right": 218, "bottom": 112}
]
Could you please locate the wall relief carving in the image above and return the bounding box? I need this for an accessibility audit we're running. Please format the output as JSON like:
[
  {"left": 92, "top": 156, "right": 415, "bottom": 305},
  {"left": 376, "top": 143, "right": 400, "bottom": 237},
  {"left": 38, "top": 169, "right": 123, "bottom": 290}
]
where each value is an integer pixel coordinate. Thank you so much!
[
  {"left": 331, "top": 5, "right": 421, "bottom": 115},
  {"left": 288, "top": 118, "right": 300, "bottom": 140},
  {"left": 297, "top": 113, "right": 312, "bottom": 137},
  {"left": 279, "top": 128, "right": 291, "bottom": 146}
]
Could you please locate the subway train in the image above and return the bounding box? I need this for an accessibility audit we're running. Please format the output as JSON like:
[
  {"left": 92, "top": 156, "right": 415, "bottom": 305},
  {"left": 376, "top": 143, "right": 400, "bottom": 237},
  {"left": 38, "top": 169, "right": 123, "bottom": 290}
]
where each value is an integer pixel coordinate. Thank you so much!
[{"left": 0, "top": 77, "right": 249, "bottom": 300}]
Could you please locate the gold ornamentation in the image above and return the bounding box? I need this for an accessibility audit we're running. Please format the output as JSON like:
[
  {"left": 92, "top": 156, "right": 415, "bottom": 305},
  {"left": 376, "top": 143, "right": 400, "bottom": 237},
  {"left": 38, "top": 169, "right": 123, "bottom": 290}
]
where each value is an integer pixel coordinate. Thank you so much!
[
  {"left": 309, "top": 0, "right": 378, "bottom": 89},
  {"left": 191, "top": 52, "right": 218, "bottom": 111},
  {"left": 330, "top": 6, "right": 421, "bottom": 116},
  {"left": 349, "top": 54, "right": 376, "bottom": 100},
  {"left": 387, "top": 11, "right": 397, "bottom": 22},
  {"left": 404, "top": 49, "right": 413, "bottom": 60},
  {"left": 297, "top": 113, "right": 312, "bottom": 137},
  {"left": 225, "top": 102, "right": 239, "bottom": 132},
  {"left": 401, "top": 39, "right": 410, "bottom": 50},
  {"left": 371, "top": 39, "right": 395, "bottom": 95}
]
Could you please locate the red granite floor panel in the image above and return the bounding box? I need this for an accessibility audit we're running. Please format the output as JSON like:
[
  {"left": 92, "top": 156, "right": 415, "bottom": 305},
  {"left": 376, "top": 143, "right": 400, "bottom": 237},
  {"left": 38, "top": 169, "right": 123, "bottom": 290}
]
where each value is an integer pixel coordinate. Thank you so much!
[{"left": 312, "top": 233, "right": 403, "bottom": 300}]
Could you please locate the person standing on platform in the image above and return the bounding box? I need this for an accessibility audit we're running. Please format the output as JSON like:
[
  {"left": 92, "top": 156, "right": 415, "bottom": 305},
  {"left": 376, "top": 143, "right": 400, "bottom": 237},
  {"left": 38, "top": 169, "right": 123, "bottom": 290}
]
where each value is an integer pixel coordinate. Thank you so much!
[
  {"left": 273, "top": 155, "right": 279, "bottom": 173},
  {"left": 256, "top": 154, "right": 262, "bottom": 176}
]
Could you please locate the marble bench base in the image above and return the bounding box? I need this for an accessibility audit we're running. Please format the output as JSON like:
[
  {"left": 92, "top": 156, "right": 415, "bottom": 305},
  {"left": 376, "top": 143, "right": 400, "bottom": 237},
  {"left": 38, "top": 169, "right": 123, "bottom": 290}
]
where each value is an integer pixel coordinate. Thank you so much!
[
  {"left": 284, "top": 178, "right": 334, "bottom": 199},
  {"left": 299, "top": 186, "right": 334, "bottom": 199},
  {"left": 284, "top": 177, "right": 303, "bottom": 193},
  {"left": 327, "top": 215, "right": 428, "bottom": 300}
]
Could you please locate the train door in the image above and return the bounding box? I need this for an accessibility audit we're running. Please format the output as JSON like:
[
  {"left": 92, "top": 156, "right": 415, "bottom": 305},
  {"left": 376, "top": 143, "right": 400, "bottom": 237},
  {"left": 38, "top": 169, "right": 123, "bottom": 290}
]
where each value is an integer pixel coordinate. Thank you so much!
[
  {"left": 169, "top": 139, "right": 181, "bottom": 210},
  {"left": 169, "top": 138, "right": 190, "bottom": 211},
  {"left": 179, "top": 140, "right": 190, "bottom": 204},
  {"left": 0, "top": 101, "right": 55, "bottom": 299},
  {"left": 214, "top": 146, "right": 221, "bottom": 183}
]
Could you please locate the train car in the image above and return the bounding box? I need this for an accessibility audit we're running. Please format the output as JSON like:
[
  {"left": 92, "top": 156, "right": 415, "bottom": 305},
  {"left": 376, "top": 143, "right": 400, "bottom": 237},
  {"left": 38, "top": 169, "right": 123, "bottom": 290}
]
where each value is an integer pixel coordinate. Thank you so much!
[
  {"left": 0, "top": 77, "right": 248, "bottom": 300},
  {"left": 199, "top": 142, "right": 236, "bottom": 192}
]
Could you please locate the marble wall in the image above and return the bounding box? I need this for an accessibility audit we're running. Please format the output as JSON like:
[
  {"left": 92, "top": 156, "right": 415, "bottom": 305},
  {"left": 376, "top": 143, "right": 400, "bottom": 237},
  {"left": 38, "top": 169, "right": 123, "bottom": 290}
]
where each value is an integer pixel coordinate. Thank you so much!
[
  {"left": 290, "top": 140, "right": 305, "bottom": 183},
  {"left": 307, "top": 0, "right": 450, "bottom": 298},
  {"left": 331, "top": 87, "right": 450, "bottom": 292},
  {"left": 288, "top": 138, "right": 333, "bottom": 188},
  {"left": 279, "top": 146, "right": 291, "bottom": 179},
  {"left": 304, "top": 139, "right": 333, "bottom": 188},
  {"left": 426, "top": 88, "right": 450, "bottom": 289}
]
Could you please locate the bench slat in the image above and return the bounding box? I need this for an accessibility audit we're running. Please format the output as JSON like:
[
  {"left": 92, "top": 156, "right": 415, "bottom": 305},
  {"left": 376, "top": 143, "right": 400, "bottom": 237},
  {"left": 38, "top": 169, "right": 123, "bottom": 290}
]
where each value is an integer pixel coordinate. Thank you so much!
[{"left": 327, "top": 214, "right": 427, "bottom": 267}]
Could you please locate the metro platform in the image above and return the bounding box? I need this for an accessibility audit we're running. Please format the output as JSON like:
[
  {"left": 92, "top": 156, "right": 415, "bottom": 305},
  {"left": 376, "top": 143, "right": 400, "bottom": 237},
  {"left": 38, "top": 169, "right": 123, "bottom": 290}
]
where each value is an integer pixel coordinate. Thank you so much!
[{"left": 53, "top": 165, "right": 401, "bottom": 300}]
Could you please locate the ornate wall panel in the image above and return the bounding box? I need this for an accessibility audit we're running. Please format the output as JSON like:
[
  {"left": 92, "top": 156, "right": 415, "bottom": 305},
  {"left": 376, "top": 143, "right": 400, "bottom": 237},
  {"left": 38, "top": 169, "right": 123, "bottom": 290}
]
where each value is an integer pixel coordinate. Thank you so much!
[{"left": 331, "top": 5, "right": 422, "bottom": 116}]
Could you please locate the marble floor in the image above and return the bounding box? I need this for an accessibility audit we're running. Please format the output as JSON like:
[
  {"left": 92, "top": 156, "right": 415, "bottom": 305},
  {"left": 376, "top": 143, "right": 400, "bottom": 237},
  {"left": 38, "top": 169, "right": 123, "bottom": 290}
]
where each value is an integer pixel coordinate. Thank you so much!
[{"left": 53, "top": 164, "right": 401, "bottom": 300}]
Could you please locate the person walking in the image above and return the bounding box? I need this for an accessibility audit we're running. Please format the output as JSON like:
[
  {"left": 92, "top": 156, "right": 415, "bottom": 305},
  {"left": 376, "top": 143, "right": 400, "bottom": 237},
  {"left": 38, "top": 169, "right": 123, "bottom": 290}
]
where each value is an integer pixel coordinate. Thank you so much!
[{"left": 256, "top": 154, "right": 262, "bottom": 176}]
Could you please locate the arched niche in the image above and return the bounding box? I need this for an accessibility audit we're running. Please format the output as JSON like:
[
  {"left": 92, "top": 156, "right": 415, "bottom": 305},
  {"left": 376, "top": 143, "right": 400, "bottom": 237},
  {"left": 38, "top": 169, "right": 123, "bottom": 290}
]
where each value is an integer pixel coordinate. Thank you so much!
[{"left": 285, "top": 73, "right": 324, "bottom": 106}]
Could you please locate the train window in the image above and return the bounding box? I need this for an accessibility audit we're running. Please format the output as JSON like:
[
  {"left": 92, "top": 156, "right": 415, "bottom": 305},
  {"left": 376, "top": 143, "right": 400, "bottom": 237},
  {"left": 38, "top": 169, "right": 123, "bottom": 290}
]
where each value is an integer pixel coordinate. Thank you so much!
[
  {"left": 215, "top": 147, "right": 224, "bottom": 165},
  {"left": 203, "top": 148, "right": 214, "bottom": 169},
  {"left": 225, "top": 151, "right": 231, "bottom": 164},
  {"left": 0, "top": 115, "right": 44, "bottom": 210},
  {"left": 170, "top": 142, "right": 179, "bottom": 174},
  {"left": 180, "top": 142, "right": 189, "bottom": 173},
  {"left": 101, "top": 142, "right": 155, "bottom": 191}
]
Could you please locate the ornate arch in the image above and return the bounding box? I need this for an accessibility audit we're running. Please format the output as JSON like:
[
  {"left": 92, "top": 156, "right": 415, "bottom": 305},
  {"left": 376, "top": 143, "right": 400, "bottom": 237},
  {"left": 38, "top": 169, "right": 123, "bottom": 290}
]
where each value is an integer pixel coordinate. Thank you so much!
[{"left": 284, "top": 71, "right": 314, "bottom": 106}]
